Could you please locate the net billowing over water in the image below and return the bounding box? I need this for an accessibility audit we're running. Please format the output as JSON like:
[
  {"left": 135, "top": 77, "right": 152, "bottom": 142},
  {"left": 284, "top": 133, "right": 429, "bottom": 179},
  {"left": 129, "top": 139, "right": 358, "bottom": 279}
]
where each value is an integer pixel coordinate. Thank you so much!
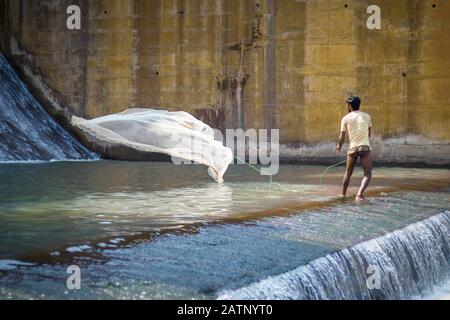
[{"left": 71, "top": 109, "right": 233, "bottom": 183}]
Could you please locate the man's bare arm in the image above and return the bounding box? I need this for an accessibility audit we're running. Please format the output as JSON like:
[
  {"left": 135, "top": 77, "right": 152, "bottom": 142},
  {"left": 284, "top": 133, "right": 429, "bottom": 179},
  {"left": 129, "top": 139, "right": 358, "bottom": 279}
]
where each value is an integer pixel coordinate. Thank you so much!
[{"left": 336, "top": 131, "right": 346, "bottom": 152}]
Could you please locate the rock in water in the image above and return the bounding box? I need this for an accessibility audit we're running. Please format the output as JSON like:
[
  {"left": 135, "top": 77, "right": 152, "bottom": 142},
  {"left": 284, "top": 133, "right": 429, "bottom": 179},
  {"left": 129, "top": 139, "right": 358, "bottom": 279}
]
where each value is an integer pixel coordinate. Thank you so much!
[
  {"left": 0, "top": 53, "right": 97, "bottom": 161},
  {"left": 71, "top": 109, "right": 233, "bottom": 183}
]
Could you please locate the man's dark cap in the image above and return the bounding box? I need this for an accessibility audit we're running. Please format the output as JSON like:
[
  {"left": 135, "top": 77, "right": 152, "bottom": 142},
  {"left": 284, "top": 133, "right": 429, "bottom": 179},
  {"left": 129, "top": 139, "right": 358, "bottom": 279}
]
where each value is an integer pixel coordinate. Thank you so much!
[{"left": 346, "top": 95, "right": 361, "bottom": 108}]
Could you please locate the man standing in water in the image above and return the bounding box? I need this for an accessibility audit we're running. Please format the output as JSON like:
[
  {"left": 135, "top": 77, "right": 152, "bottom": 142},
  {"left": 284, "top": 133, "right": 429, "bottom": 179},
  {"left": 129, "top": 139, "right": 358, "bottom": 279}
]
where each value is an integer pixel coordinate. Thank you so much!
[{"left": 336, "top": 96, "right": 373, "bottom": 201}]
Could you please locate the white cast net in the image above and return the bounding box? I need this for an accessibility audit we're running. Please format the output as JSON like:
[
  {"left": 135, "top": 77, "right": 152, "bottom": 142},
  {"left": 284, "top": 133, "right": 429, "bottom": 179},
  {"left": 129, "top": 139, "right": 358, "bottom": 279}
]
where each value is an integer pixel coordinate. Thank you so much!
[{"left": 71, "top": 108, "right": 233, "bottom": 183}]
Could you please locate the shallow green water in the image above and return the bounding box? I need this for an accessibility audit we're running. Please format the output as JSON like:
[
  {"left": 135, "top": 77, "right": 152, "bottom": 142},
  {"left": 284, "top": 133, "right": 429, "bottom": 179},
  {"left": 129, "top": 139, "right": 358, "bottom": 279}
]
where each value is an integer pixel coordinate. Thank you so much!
[
  {"left": 0, "top": 161, "right": 449, "bottom": 299},
  {"left": 0, "top": 161, "right": 345, "bottom": 258}
]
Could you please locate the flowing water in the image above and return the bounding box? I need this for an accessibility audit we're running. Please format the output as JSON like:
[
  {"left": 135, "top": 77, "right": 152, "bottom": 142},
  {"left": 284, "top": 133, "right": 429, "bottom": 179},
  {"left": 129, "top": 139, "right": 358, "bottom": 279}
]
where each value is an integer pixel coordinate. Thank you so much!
[
  {"left": 0, "top": 53, "right": 97, "bottom": 161},
  {"left": 0, "top": 161, "right": 449, "bottom": 299}
]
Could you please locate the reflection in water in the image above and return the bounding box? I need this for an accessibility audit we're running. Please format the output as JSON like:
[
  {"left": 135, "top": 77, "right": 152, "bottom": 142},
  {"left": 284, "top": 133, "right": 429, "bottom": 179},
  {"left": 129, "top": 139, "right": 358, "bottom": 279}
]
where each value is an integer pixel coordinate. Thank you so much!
[
  {"left": 0, "top": 161, "right": 450, "bottom": 299},
  {"left": 13, "top": 184, "right": 235, "bottom": 228},
  {"left": 0, "top": 189, "right": 448, "bottom": 300},
  {"left": 0, "top": 161, "right": 449, "bottom": 259},
  {"left": 0, "top": 161, "right": 449, "bottom": 299}
]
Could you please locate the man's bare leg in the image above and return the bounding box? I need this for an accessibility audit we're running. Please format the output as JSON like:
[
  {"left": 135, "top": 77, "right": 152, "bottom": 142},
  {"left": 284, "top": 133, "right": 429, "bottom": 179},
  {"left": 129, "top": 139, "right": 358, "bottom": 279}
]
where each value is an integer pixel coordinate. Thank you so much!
[
  {"left": 356, "top": 151, "right": 372, "bottom": 200},
  {"left": 342, "top": 154, "right": 357, "bottom": 197}
]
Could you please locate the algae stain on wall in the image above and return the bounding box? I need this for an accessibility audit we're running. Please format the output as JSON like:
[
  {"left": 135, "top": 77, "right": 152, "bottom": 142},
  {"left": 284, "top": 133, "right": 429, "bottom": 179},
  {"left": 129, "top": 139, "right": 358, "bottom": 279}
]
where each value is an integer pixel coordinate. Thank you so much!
[{"left": 1, "top": 0, "right": 449, "bottom": 163}]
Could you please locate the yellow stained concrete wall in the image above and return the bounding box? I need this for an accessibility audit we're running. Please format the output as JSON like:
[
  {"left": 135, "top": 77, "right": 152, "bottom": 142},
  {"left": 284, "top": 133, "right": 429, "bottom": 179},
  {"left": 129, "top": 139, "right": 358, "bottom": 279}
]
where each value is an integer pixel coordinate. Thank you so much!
[{"left": 1, "top": 0, "right": 449, "bottom": 160}]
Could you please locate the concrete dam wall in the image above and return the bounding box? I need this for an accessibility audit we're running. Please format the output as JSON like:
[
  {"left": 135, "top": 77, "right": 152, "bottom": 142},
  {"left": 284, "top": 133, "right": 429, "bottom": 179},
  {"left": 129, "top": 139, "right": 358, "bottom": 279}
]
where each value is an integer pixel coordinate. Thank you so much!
[{"left": 1, "top": 0, "right": 449, "bottom": 165}]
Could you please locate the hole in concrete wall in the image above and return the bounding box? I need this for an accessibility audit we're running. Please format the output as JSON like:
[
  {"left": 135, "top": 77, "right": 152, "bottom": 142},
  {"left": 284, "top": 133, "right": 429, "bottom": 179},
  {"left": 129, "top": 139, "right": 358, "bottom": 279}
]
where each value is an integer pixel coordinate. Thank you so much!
[
  {"left": 402, "top": 72, "right": 407, "bottom": 78},
  {"left": 156, "top": 72, "right": 159, "bottom": 76},
  {"left": 256, "top": 3, "right": 260, "bottom": 7},
  {"left": 432, "top": 4, "right": 436, "bottom": 8},
  {"left": 344, "top": 4, "right": 348, "bottom": 8},
  {"left": 179, "top": 11, "right": 184, "bottom": 15},
  {"left": 104, "top": 10, "right": 107, "bottom": 15}
]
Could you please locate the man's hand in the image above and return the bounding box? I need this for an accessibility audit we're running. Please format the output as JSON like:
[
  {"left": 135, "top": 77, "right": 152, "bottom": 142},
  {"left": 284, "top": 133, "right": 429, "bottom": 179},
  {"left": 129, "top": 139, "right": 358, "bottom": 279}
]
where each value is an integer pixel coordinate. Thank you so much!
[{"left": 337, "top": 131, "right": 345, "bottom": 153}]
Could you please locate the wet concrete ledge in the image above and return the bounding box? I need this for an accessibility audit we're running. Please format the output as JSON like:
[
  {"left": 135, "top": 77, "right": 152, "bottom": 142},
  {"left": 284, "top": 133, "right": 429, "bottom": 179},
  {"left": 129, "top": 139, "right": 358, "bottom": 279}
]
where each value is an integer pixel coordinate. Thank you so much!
[
  {"left": 279, "top": 141, "right": 450, "bottom": 167},
  {"left": 71, "top": 129, "right": 450, "bottom": 168}
]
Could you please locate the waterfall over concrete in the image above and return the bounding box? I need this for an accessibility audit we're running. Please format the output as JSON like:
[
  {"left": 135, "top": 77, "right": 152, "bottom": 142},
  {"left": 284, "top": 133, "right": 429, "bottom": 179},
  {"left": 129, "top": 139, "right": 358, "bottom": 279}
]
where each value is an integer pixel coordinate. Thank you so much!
[
  {"left": 0, "top": 53, "right": 97, "bottom": 161},
  {"left": 219, "top": 211, "right": 450, "bottom": 300}
]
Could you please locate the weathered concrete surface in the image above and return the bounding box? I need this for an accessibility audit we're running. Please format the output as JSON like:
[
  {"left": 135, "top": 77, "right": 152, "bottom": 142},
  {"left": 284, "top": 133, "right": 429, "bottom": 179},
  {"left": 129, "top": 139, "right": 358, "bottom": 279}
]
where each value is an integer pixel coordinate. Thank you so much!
[{"left": 1, "top": 0, "right": 449, "bottom": 164}]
